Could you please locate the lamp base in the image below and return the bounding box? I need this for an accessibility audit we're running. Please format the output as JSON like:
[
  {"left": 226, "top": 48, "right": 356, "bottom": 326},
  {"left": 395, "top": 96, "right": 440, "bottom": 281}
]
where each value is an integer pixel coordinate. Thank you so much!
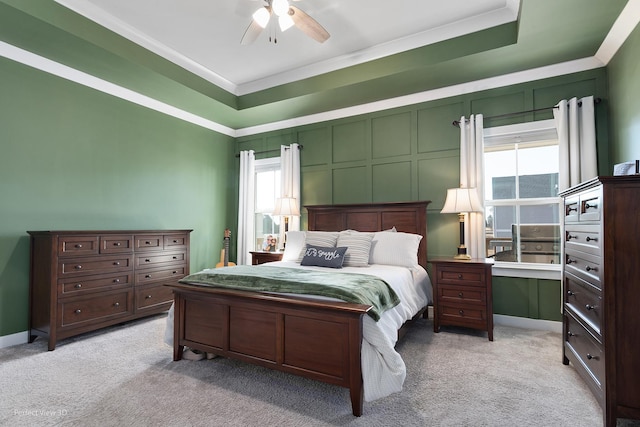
[{"left": 454, "top": 245, "right": 471, "bottom": 260}]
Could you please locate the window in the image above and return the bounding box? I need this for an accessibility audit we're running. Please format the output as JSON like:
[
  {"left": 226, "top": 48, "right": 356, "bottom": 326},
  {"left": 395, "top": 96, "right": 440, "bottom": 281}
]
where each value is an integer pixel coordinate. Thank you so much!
[
  {"left": 483, "top": 120, "right": 561, "bottom": 271},
  {"left": 254, "top": 158, "right": 281, "bottom": 252}
]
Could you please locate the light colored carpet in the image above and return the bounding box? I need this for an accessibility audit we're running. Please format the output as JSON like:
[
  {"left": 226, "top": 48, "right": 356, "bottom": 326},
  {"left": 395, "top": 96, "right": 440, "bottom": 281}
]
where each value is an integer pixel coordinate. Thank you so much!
[{"left": 0, "top": 314, "right": 625, "bottom": 426}]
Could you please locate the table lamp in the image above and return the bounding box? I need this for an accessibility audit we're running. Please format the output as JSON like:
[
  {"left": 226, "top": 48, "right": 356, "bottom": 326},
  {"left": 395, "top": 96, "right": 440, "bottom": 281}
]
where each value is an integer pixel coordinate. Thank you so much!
[
  {"left": 272, "top": 197, "right": 300, "bottom": 249},
  {"left": 441, "top": 187, "right": 482, "bottom": 260}
]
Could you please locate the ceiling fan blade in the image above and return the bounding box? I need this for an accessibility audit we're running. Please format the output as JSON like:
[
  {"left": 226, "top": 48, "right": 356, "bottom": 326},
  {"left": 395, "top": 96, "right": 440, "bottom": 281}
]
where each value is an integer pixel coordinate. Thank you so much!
[
  {"left": 289, "top": 5, "right": 330, "bottom": 43},
  {"left": 240, "top": 20, "right": 264, "bottom": 45}
]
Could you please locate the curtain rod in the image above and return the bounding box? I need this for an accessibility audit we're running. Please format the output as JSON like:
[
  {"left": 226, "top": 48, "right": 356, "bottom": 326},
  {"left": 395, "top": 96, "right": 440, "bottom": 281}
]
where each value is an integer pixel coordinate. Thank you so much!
[
  {"left": 452, "top": 97, "right": 601, "bottom": 127},
  {"left": 235, "top": 144, "right": 303, "bottom": 158}
]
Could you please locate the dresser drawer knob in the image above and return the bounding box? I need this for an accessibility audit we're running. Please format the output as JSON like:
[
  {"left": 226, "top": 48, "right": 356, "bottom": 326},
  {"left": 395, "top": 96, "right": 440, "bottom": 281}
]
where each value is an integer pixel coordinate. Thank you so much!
[
  {"left": 114, "top": 242, "right": 121, "bottom": 246},
  {"left": 568, "top": 331, "right": 575, "bottom": 337},
  {"left": 74, "top": 309, "right": 81, "bottom": 314},
  {"left": 173, "top": 239, "right": 178, "bottom": 243},
  {"left": 566, "top": 258, "right": 575, "bottom": 265},
  {"left": 458, "top": 292, "right": 464, "bottom": 298},
  {"left": 75, "top": 244, "right": 83, "bottom": 248},
  {"left": 145, "top": 259, "right": 151, "bottom": 263},
  {"left": 458, "top": 310, "right": 464, "bottom": 316},
  {"left": 145, "top": 295, "right": 152, "bottom": 299},
  {"left": 567, "top": 290, "right": 575, "bottom": 296},
  {"left": 113, "top": 279, "right": 120, "bottom": 283},
  {"left": 567, "top": 206, "right": 578, "bottom": 213},
  {"left": 74, "top": 265, "right": 82, "bottom": 270},
  {"left": 145, "top": 241, "right": 150, "bottom": 245},
  {"left": 586, "top": 353, "right": 598, "bottom": 360},
  {"left": 584, "top": 202, "right": 598, "bottom": 210},
  {"left": 172, "top": 256, "right": 178, "bottom": 260},
  {"left": 585, "top": 304, "right": 597, "bottom": 311},
  {"left": 585, "top": 236, "right": 598, "bottom": 242},
  {"left": 566, "top": 233, "right": 577, "bottom": 240},
  {"left": 113, "top": 261, "right": 120, "bottom": 266},
  {"left": 586, "top": 266, "right": 598, "bottom": 272},
  {"left": 145, "top": 274, "right": 151, "bottom": 278},
  {"left": 172, "top": 271, "right": 178, "bottom": 274},
  {"left": 457, "top": 274, "right": 463, "bottom": 279},
  {"left": 74, "top": 283, "right": 82, "bottom": 289},
  {"left": 114, "top": 302, "right": 120, "bottom": 308}
]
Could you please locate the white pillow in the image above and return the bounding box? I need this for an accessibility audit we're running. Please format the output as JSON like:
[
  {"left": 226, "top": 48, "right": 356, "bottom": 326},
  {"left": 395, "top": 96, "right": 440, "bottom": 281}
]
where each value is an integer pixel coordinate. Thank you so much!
[
  {"left": 282, "top": 231, "right": 306, "bottom": 262},
  {"left": 369, "top": 231, "right": 423, "bottom": 268},
  {"left": 296, "top": 231, "right": 340, "bottom": 263},
  {"left": 337, "top": 230, "right": 374, "bottom": 267}
]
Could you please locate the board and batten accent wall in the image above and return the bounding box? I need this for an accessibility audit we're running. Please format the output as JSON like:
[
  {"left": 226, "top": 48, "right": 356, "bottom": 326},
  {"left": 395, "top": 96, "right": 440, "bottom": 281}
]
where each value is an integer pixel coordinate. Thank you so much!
[{"left": 235, "top": 68, "right": 609, "bottom": 323}]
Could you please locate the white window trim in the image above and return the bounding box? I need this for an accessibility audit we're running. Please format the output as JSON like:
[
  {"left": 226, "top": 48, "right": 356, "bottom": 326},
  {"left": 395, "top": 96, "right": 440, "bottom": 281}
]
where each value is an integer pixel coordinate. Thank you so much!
[{"left": 484, "top": 119, "right": 562, "bottom": 281}]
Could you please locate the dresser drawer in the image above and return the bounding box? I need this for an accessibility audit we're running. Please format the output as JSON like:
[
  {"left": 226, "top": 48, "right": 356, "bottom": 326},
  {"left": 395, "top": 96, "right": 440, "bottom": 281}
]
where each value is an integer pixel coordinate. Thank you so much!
[
  {"left": 564, "top": 273, "right": 602, "bottom": 336},
  {"left": 565, "top": 225, "right": 601, "bottom": 256},
  {"left": 435, "top": 266, "right": 487, "bottom": 287},
  {"left": 59, "top": 290, "right": 133, "bottom": 328},
  {"left": 565, "top": 313, "right": 604, "bottom": 390},
  {"left": 164, "top": 234, "right": 189, "bottom": 250},
  {"left": 565, "top": 249, "right": 601, "bottom": 289},
  {"left": 136, "top": 251, "right": 186, "bottom": 268},
  {"left": 564, "top": 195, "right": 580, "bottom": 223},
  {"left": 578, "top": 188, "right": 601, "bottom": 222},
  {"left": 58, "top": 235, "right": 99, "bottom": 257},
  {"left": 136, "top": 265, "right": 186, "bottom": 285},
  {"left": 58, "top": 254, "right": 134, "bottom": 276},
  {"left": 134, "top": 235, "right": 164, "bottom": 251},
  {"left": 100, "top": 235, "right": 134, "bottom": 254},
  {"left": 135, "top": 283, "right": 174, "bottom": 311},
  {"left": 58, "top": 273, "right": 133, "bottom": 296},
  {"left": 438, "top": 284, "right": 486, "bottom": 305}
]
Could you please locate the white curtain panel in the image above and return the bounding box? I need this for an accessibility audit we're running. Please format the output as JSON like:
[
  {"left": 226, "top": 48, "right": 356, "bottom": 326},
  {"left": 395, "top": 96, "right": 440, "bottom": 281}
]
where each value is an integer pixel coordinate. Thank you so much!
[
  {"left": 279, "top": 143, "right": 301, "bottom": 243},
  {"left": 554, "top": 96, "right": 598, "bottom": 191},
  {"left": 459, "top": 114, "right": 486, "bottom": 259},
  {"left": 236, "top": 150, "right": 255, "bottom": 265}
]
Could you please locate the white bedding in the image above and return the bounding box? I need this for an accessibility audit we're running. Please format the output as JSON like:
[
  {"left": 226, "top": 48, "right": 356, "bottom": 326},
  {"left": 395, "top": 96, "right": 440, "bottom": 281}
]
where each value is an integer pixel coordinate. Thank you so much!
[{"left": 165, "top": 261, "right": 432, "bottom": 402}]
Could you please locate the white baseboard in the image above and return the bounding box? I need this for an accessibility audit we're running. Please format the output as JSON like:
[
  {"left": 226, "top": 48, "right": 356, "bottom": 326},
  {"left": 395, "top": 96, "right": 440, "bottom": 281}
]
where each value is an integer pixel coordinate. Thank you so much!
[
  {"left": 0, "top": 331, "right": 29, "bottom": 349},
  {"left": 494, "top": 314, "right": 562, "bottom": 333}
]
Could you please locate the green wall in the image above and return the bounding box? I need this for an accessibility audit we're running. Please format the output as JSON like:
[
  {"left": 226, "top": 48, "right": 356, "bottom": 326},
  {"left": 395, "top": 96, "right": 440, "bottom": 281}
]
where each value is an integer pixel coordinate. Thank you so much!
[
  {"left": 0, "top": 56, "right": 235, "bottom": 338},
  {"left": 608, "top": 18, "right": 640, "bottom": 165},
  {"left": 236, "top": 68, "right": 609, "bottom": 322}
]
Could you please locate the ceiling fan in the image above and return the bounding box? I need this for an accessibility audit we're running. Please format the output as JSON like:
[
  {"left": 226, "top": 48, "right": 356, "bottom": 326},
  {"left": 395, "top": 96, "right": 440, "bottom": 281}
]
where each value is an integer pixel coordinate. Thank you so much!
[{"left": 241, "top": 0, "right": 330, "bottom": 45}]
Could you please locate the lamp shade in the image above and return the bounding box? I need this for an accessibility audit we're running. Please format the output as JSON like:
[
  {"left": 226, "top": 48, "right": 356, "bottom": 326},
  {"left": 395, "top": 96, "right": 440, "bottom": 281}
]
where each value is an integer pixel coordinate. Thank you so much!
[
  {"left": 272, "top": 197, "right": 300, "bottom": 216},
  {"left": 440, "top": 188, "right": 482, "bottom": 214}
]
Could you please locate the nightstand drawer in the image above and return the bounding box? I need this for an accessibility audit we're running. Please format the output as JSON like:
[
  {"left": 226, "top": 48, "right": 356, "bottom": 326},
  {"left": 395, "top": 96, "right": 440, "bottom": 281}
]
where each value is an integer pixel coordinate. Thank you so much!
[
  {"left": 439, "top": 304, "right": 487, "bottom": 324},
  {"left": 438, "top": 285, "right": 486, "bottom": 305},
  {"left": 435, "top": 266, "right": 487, "bottom": 287}
]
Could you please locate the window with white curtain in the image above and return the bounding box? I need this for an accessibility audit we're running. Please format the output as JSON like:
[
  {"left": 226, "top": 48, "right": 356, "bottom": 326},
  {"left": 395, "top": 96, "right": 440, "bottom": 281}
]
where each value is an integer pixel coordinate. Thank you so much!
[
  {"left": 483, "top": 119, "right": 562, "bottom": 276},
  {"left": 253, "top": 157, "right": 281, "bottom": 251}
]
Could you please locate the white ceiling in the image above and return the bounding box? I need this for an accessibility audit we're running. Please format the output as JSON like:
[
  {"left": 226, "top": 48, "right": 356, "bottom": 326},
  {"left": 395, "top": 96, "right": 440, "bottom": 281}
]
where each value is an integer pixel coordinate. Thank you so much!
[{"left": 54, "top": 0, "right": 520, "bottom": 95}]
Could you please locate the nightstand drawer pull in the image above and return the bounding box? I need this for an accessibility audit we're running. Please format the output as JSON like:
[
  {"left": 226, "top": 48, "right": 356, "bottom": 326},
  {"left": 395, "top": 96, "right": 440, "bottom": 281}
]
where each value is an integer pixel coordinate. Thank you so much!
[
  {"left": 74, "top": 265, "right": 82, "bottom": 270},
  {"left": 114, "top": 242, "right": 121, "bottom": 246},
  {"left": 74, "top": 283, "right": 82, "bottom": 289},
  {"left": 75, "top": 244, "right": 83, "bottom": 248},
  {"left": 74, "top": 309, "right": 81, "bottom": 314},
  {"left": 457, "top": 274, "right": 463, "bottom": 279},
  {"left": 458, "top": 292, "right": 464, "bottom": 298},
  {"left": 113, "top": 261, "right": 120, "bottom": 266},
  {"left": 568, "top": 331, "right": 576, "bottom": 337},
  {"left": 585, "top": 304, "right": 596, "bottom": 311},
  {"left": 459, "top": 310, "right": 464, "bottom": 316},
  {"left": 146, "top": 295, "right": 152, "bottom": 299},
  {"left": 586, "top": 265, "right": 598, "bottom": 272},
  {"left": 145, "top": 274, "right": 151, "bottom": 278},
  {"left": 567, "top": 290, "right": 575, "bottom": 296},
  {"left": 114, "top": 302, "right": 120, "bottom": 308},
  {"left": 585, "top": 236, "right": 598, "bottom": 242},
  {"left": 586, "top": 353, "right": 598, "bottom": 361}
]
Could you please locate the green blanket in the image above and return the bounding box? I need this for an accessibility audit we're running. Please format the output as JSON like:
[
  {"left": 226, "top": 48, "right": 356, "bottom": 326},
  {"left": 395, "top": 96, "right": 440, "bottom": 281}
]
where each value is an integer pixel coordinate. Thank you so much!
[{"left": 178, "top": 265, "right": 400, "bottom": 321}]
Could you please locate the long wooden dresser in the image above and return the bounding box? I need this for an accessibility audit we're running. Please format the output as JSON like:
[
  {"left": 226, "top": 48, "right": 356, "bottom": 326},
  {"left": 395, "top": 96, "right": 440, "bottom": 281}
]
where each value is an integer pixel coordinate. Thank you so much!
[
  {"left": 28, "top": 230, "right": 191, "bottom": 350},
  {"left": 560, "top": 176, "right": 640, "bottom": 426}
]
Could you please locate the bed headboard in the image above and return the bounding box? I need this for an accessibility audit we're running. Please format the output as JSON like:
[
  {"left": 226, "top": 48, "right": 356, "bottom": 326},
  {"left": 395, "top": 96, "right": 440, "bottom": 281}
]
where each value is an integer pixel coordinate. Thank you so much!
[{"left": 305, "top": 201, "right": 431, "bottom": 269}]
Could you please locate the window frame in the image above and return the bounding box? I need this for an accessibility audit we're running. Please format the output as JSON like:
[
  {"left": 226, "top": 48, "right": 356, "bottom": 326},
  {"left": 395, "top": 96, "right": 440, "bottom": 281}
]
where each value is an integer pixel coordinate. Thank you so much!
[
  {"left": 483, "top": 119, "right": 562, "bottom": 280},
  {"left": 253, "top": 157, "right": 281, "bottom": 252}
]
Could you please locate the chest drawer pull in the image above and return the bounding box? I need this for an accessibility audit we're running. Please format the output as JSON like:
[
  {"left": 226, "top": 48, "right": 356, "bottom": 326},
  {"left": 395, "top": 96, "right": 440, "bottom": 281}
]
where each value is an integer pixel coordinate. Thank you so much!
[
  {"left": 75, "top": 244, "right": 83, "bottom": 248},
  {"left": 586, "top": 353, "right": 599, "bottom": 360},
  {"left": 172, "top": 270, "right": 178, "bottom": 274},
  {"left": 113, "top": 279, "right": 120, "bottom": 283},
  {"left": 145, "top": 274, "right": 151, "bottom": 278},
  {"left": 458, "top": 292, "right": 464, "bottom": 298},
  {"left": 585, "top": 236, "right": 598, "bottom": 242},
  {"left": 566, "top": 258, "right": 575, "bottom": 265},
  {"left": 74, "top": 283, "right": 82, "bottom": 289},
  {"left": 113, "top": 261, "right": 120, "bottom": 266},
  {"left": 585, "top": 304, "right": 597, "bottom": 311},
  {"left": 459, "top": 310, "right": 464, "bottom": 316},
  {"left": 173, "top": 239, "right": 178, "bottom": 243},
  {"left": 145, "top": 295, "right": 152, "bottom": 299},
  {"left": 74, "top": 265, "right": 82, "bottom": 270},
  {"left": 568, "top": 331, "right": 576, "bottom": 337},
  {"left": 172, "top": 256, "right": 178, "bottom": 260},
  {"left": 567, "top": 206, "right": 578, "bottom": 213},
  {"left": 114, "top": 302, "right": 120, "bottom": 308},
  {"left": 567, "top": 290, "right": 575, "bottom": 296},
  {"left": 585, "top": 265, "right": 598, "bottom": 272},
  {"left": 566, "top": 233, "right": 577, "bottom": 240},
  {"left": 145, "top": 241, "right": 150, "bottom": 245},
  {"left": 74, "top": 309, "right": 81, "bottom": 314},
  {"left": 457, "top": 274, "right": 463, "bottom": 279},
  {"left": 145, "top": 259, "right": 151, "bottom": 263},
  {"left": 114, "top": 242, "right": 121, "bottom": 246},
  {"left": 584, "top": 203, "right": 598, "bottom": 210}
]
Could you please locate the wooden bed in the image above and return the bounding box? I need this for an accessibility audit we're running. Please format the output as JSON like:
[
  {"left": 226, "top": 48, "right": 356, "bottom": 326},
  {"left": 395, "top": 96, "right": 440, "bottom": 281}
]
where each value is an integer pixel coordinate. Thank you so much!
[{"left": 169, "top": 201, "right": 430, "bottom": 416}]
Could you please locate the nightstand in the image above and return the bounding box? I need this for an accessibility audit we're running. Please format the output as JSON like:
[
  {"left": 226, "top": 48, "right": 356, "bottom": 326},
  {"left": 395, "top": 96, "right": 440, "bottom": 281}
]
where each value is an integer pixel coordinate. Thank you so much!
[
  {"left": 250, "top": 251, "right": 283, "bottom": 265},
  {"left": 430, "top": 258, "right": 494, "bottom": 341}
]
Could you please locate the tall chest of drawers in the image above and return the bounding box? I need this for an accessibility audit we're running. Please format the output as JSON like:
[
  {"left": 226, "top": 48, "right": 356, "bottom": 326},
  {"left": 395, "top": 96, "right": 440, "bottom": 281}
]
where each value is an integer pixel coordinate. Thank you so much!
[
  {"left": 560, "top": 176, "right": 640, "bottom": 426},
  {"left": 28, "top": 230, "right": 191, "bottom": 350}
]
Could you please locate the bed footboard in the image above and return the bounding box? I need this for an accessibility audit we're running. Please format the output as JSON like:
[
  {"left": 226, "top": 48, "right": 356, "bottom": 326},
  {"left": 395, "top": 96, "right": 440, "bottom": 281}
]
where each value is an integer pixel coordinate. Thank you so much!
[{"left": 170, "top": 283, "right": 371, "bottom": 416}]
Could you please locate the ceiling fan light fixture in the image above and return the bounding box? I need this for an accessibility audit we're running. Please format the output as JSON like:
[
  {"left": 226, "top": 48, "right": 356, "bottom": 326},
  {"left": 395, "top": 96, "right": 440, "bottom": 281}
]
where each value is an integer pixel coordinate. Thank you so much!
[
  {"left": 252, "top": 7, "right": 270, "bottom": 28},
  {"left": 272, "top": 0, "right": 289, "bottom": 17},
  {"left": 278, "top": 14, "right": 294, "bottom": 32}
]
